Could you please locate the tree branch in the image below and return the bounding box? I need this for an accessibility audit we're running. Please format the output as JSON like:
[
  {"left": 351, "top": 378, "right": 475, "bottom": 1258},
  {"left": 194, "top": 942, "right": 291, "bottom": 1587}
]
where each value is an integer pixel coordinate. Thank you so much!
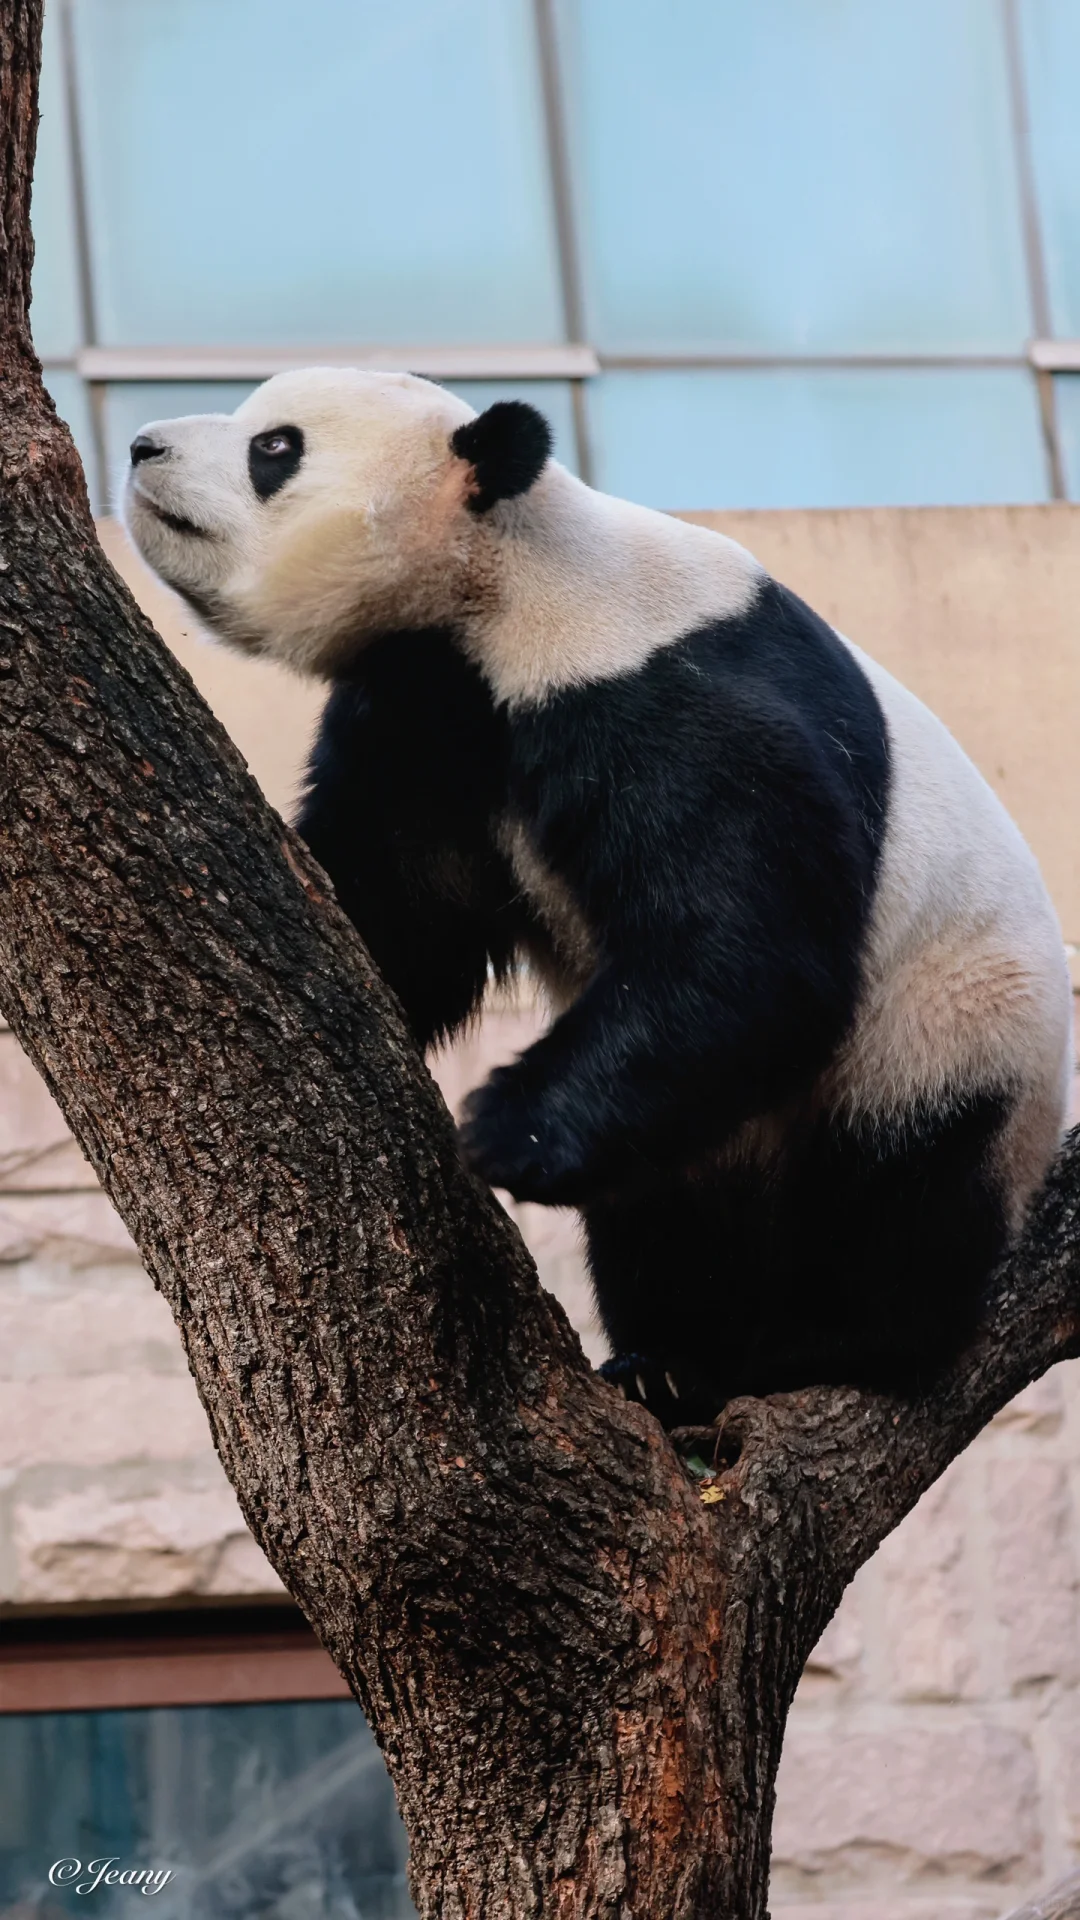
[{"left": 3, "top": 8, "right": 1080, "bottom": 1913}]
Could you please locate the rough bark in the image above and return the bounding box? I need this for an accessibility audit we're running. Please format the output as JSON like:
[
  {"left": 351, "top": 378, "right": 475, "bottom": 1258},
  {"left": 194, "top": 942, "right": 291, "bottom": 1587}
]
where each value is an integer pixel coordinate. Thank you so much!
[{"left": 2, "top": 8, "right": 1080, "bottom": 1915}]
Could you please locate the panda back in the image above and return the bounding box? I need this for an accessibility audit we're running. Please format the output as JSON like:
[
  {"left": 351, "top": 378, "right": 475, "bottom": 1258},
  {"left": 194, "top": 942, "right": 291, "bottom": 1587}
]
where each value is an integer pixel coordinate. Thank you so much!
[{"left": 830, "top": 639, "right": 1072, "bottom": 1131}]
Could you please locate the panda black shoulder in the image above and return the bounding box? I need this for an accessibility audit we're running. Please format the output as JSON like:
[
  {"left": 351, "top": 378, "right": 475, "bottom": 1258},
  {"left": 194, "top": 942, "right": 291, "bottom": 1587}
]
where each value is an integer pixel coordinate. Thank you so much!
[{"left": 695, "top": 577, "right": 892, "bottom": 862}]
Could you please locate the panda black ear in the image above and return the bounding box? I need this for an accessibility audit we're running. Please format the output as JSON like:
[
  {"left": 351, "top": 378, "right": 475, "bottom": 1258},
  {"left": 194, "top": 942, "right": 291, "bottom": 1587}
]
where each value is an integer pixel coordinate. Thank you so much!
[{"left": 450, "top": 401, "right": 552, "bottom": 514}]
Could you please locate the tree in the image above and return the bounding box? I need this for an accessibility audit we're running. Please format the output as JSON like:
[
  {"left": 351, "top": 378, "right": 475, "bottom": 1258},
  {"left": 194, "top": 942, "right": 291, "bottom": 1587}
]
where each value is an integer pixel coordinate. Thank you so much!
[{"left": 2, "top": 8, "right": 1079, "bottom": 1914}]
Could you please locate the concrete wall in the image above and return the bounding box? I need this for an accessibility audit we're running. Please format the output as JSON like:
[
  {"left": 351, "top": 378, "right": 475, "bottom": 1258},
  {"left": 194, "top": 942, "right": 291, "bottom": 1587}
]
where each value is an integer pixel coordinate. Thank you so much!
[{"left": 3, "top": 507, "right": 1080, "bottom": 1915}]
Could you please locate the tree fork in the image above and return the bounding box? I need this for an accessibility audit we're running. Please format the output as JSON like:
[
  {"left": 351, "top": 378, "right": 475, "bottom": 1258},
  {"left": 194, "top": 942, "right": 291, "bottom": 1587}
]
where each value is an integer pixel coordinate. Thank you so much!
[{"left": 3, "top": 8, "right": 1080, "bottom": 1914}]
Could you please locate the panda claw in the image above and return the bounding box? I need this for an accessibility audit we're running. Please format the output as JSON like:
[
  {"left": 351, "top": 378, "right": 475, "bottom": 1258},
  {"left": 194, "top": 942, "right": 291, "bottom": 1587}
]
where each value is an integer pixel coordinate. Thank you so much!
[
  {"left": 635, "top": 1372, "right": 648, "bottom": 1401},
  {"left": 665, "top": 1371, "right": 680, "bottom": 1399},
  {"left": 617, "top": 1381, "right": 627, "bottom": 1399}
]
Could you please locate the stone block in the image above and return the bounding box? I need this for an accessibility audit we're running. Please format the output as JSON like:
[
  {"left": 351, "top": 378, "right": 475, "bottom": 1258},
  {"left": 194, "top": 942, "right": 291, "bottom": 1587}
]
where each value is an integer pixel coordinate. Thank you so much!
[
  {"left": 0, "top": 1267, "right": 185, "bottom": 1379},
  {"left": 1044, "top": 1693, "right": 1080, "bottom": 1851},
  {"left": 13, "top": 1483, "right": 281, "bottom": 1602},
  {"left": 877, "top": 1463, "right": 978, "bottom": 1701},
  {"left": 993, "top": 1369, "right": 1067, "bottom": 1437},
  {"left": 991, "top": 1460, "right": 1079, "bottom": 1687},
  {"left": 772, "top": 1904, "right": 999, "bottom": 1920},
  {"left": 204, "top": 1527, "right": 284, "bottom": 1597},
  {"left": 773, "top": 1723, "right": 1039, "bottom": 1878},
  {"left": 0, "top": 1190, "right": 139, "bottom": 1266},
  {"left": 0, "top": 1373, "right": 214, "bottom": 1469},
  {"left": 0, "top": 1030, "right": 95, "bottom": 1191}
]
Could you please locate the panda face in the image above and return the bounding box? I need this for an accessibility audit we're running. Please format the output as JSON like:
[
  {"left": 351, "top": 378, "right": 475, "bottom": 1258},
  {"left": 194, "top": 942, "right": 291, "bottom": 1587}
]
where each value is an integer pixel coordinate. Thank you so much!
[{"left": 121, "top": 368, "right": 484, "bottom": 675}]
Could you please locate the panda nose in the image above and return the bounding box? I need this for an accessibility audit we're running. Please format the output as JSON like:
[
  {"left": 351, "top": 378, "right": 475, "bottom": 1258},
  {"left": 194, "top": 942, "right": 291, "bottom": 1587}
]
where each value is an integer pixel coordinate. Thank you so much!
[{"left": 130, "top": 434, "right": 166, "bottom": 467}]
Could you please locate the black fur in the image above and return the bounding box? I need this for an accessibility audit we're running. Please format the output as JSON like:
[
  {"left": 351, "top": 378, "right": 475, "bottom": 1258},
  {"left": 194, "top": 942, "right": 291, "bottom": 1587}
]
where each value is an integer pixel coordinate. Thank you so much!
[
  {"left": 296, "top": 630, "right": 523, "bottom": 1050},
  {"left": 297, "top": 581, "right": 1009, "bottom": 1417},
  {"left": 130, "top": 433, "right": 164, "bottom": 466},
  {"left": 591, "top": 1090, "right": 1008, "bottom": 1425},
  {"left": 460, "top": 582, "right": 890, "bottom": 1201},
  {"left": 451, "top": 401, "right": 552, "bottom": 513},
  {"left": 248, "top": 425, "right": 305, "bottom": 501}
]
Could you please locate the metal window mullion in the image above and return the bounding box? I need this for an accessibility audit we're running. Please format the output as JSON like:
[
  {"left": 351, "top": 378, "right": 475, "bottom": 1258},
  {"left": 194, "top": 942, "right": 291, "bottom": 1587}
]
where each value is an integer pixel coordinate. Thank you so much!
[
  {"left": 1002, "top": 0, "right": 1066, "bottom": 500},
  {"left": 58, "top": 0, "right": 108, "bottom": 508},
  {"left": 532, "top": 0, "right": 593, "bottom": 483},
  {"left": 51, "top": 345, "right": 1080, "bottom": 377},
  {"left": 75, "top": 344, "right": 601, "bottom": 381}
]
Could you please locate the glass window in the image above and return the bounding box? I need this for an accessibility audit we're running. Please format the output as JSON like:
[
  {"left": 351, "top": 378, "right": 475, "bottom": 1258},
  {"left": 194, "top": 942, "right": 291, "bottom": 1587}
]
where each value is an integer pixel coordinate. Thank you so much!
[
  {"left": 0, "top": 1700, "right": 415, "bottom": 1918},
  {"left": 586, "top": 367, "right": 1049, "bottom": 509},
  {"left": 28, "top": 0, "right": 1069, "bottom": 514},
  {"left": 558, "top": 0, "right": 1031, "bottom": 354},
  {"left": 72, "top": 0, "right": 562, "bottom": 348},
  {"left": 1018, "top": 0, "right": 1080, "bottom": 337}
]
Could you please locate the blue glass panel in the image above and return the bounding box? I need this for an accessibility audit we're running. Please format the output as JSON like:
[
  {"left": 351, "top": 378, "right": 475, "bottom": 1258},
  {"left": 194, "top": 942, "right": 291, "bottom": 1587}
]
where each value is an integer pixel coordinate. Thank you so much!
[
  {"left": 30, "top": 3, "right": 83, "bottom": 360},
  {"left": 1018, "top": 0, "right": 1080, "bottom": 336},
  {"left": 43, "top": 371, "right": 98, "bottom": 507},
  {"left": 587, "top": 368, "right": 1049, "bottom": 509},
  {"left": 0, "top": 1700, "right": 415, "bottom": 1917},
  {"left": 1054, "top": 376, "right": 1080, "bottom": 502},
  {"left": 100, "top": 383, "right": 256, "bottom": 514},
  {"left": 558, "top": 0, "right": 1030, "bottom": 353},
  {"left": 73, "top": 0, "right": 561, "bottom": 348},
  {"left": 447, "top": 380, "right": 579, "bottom": 474}
]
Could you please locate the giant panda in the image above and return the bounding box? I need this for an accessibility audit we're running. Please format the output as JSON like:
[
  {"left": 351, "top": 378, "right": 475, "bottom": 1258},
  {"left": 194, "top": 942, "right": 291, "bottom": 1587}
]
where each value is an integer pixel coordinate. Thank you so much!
[{"left": 122, "top": 368, "right": 1073, "bottom": 1426}]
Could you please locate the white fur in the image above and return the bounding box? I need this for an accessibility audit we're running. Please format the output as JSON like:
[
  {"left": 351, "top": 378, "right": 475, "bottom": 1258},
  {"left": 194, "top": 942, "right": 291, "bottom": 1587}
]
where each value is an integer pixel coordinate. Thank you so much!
[
  {"left": 458, "top": 470, "right": 762, "bottom": 705},
  {"left": 827, "top": 645, "right": 1071, "bottom": 1219}
]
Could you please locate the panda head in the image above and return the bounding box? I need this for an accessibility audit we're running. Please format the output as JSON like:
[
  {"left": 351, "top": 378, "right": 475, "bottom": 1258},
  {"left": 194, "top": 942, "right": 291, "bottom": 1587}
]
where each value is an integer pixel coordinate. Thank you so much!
[{"left": 121, "top": 367, "right": 553, "bottom": 677}]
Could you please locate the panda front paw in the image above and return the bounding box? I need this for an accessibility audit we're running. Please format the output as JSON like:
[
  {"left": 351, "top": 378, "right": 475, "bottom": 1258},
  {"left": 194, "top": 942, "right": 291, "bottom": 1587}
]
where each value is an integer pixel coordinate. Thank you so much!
[
  {"left": 599, "top": 1353, "right": 729, "bottom": 1429},
  {"left": 599, "top": 1353, "right": 687, "bottom": 1426},
  {"left": 458, "top": 1067, "right": 589, "bottom": 1204}
]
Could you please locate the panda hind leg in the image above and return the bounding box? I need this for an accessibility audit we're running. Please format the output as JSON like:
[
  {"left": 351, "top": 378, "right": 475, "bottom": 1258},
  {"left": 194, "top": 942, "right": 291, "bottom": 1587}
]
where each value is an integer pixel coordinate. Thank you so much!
[
  {"left": 585, "top": 1090, "right": 1015, "bottom": 1427},
  {"left": 585, "top": 1181, "right": 757, "bottom": 1430},
  {"left": 755, "top": 1087, "right": 1015, "bottom": 1398}
]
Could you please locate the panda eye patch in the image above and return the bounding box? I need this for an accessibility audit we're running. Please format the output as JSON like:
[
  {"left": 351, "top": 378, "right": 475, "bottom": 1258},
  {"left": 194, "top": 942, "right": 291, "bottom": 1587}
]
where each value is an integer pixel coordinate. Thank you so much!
[{"left": 248, "top": 425, "right": 304, "bottom": 500}]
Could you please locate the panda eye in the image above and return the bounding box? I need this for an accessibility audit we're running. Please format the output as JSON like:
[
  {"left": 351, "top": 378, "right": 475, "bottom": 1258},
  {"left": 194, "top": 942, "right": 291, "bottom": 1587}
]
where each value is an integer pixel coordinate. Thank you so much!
[
  {"left": 254, "top": 431, "right": 296, "bottom": 457},
  {"left": 248, "top": 425, "right": 304, "bottom": 500}
]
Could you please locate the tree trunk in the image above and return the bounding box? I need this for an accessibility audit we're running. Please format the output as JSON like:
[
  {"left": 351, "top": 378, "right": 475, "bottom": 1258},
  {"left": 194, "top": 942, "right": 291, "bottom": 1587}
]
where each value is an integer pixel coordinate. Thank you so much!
[{"left": 2, "top": 9, "right": 1080, "bottom": 1914}]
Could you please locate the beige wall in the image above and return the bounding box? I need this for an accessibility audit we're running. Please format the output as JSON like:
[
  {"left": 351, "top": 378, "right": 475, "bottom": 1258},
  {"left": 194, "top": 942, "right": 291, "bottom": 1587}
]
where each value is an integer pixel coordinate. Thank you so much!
[{"left": 4, "top": 507, "right": 1080, "bottom": 1917}]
